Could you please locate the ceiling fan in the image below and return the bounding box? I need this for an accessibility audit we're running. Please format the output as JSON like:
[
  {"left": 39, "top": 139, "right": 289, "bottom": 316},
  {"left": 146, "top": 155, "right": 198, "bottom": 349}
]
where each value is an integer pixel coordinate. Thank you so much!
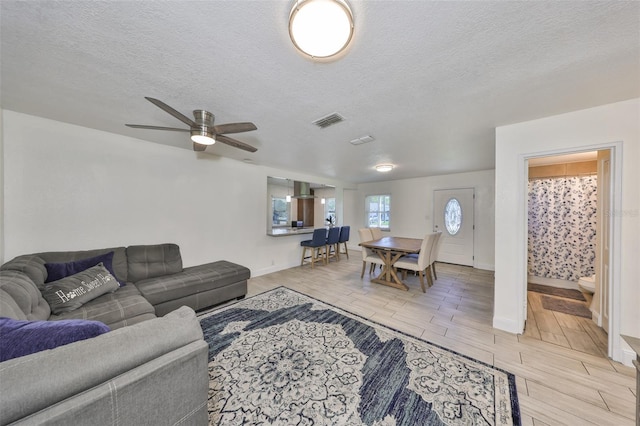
[{"left": 126, "top": 97, "right": 258, "bottom": 152}]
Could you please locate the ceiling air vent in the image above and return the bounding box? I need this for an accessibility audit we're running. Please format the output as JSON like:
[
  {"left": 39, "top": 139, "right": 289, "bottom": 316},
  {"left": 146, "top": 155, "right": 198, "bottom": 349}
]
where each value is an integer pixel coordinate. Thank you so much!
[
  {"left": 312, "top": 112, "right": 345, "bottom": 128},
  {"left": 350, "top": 135, "right": 375, "bottom": 145}
]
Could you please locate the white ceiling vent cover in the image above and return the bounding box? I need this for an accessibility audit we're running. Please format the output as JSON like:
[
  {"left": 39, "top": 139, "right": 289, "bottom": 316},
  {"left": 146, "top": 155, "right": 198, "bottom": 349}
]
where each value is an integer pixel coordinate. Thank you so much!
[
  {"left": 312, "top": 112, "right": 345, "bottom": 128},
  {"left": 350, "top": 135, "right": 375, "bottom": 145}
]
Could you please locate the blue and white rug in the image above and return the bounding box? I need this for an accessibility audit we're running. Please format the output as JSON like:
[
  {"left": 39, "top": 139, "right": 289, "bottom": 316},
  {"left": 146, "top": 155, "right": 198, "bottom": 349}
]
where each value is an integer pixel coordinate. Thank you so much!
[{"left": 200, "top": 287, "right": 520, "bottom": 425}]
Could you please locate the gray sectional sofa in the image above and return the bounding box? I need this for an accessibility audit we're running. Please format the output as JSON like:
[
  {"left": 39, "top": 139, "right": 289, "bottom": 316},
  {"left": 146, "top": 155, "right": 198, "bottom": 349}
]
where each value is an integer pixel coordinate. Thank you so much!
[{"left": 0, "top": 243, "right": 251, "bottom": 425}]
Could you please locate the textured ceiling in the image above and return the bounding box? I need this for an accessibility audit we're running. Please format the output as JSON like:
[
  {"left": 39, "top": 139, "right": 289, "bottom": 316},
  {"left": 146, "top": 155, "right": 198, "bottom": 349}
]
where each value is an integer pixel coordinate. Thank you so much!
[{"left": 1, "top": 1, "right": 638, "bottom": 183}]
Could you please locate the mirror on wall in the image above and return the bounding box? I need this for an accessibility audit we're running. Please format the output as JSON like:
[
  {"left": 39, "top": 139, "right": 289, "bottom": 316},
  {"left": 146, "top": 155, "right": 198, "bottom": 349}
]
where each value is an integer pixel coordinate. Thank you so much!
[{"left": 267, "top": 176, "right": 336, "bottom": 235}]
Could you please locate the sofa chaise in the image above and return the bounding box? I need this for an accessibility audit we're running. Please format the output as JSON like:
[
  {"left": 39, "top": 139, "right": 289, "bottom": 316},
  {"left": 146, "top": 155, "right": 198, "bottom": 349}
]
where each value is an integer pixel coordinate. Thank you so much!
[{"left": 0, "top": 243, "right": 251, "bottom": 425}]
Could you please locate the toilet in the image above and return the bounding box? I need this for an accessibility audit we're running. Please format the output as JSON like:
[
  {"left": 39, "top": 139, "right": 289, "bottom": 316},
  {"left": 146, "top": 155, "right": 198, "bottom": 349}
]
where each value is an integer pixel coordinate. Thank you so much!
[
  {"left": 578, "top": 274, "right": 596, "bottom": 294},
  {"left": 578, "top": 274, "right": 596, "bottom": 313}
]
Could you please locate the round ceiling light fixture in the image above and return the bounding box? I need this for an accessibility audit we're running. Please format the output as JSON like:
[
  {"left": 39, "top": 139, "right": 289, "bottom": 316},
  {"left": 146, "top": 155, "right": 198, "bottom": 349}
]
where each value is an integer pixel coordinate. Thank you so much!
[
  {"left": 289, "top": 0, "right": 354, "bottom": 59},
  {"left": 190, "top": 129, "right": 215, "bottom": 145},
  {"left": 375, "top": 164, "right": 394, "bottom": 173}
]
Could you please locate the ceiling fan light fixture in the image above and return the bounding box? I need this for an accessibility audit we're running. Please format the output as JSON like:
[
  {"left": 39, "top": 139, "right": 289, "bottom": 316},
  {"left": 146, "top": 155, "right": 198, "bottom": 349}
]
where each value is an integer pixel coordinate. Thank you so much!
[
  {"left": 375, "top": 164, "right": 394, "bottom": 173},
  {"left": 289, "top": 0, "right": 354, "bottom": 59},
  {"left": 190, "top": 129, "right": 215, "bottom": 145}
]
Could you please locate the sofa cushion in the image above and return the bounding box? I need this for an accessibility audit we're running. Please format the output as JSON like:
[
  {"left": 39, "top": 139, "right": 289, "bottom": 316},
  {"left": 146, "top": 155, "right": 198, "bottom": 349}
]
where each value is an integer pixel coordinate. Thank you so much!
[
  {"left": 45, "top": 251, "right": 125, "bottom": 287},
  {"left": 41, "top": 264, "right": 120, "bottom": 315},
  {"left": 0, "top": 270, "right": 51, "bottom": 320},
  {"left": 135, "top": 260, "right": 250, "bottom": 306},
  {"left": 0, "top": 255, "right": 48, "bottom": 288},
  {"left": 37, "top": 247, "right": 128, "bottom": 285},
  {"left": 0, "top": 317, "right": 110, "bottom": 362},
  {"left": 126, "top": 244, "right": 183, "bottom": 283},
  {"left": 49, "top": 284, "right": 156, "bottom": 329}
]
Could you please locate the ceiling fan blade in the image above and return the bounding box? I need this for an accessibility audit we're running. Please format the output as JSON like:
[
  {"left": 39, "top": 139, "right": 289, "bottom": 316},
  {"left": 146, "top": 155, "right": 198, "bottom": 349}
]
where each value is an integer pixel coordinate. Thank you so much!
[
  {"left": 213, "top": 122, "right": 257, "bottom": 135},
  {"left": 144, "top": 97, "right": 198, "bottom": 128},
  {"left": 125, "top": 124, "right": 189, "bottom": 131},
  {"left": 216, "top": 134, "right": 258, "bottom": 152},
  {"left": 193, "top": 142, "right": 207, "bottom": 152}
]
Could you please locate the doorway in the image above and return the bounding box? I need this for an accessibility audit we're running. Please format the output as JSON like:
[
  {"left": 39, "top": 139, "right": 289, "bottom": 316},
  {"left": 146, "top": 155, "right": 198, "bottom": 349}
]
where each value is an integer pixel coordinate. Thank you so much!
[
  {"left": 524, "top": 148, "right": 614, "bottom": 357},
  {"left": 433, "top": 188, "right": 474, "bottom": 266}
]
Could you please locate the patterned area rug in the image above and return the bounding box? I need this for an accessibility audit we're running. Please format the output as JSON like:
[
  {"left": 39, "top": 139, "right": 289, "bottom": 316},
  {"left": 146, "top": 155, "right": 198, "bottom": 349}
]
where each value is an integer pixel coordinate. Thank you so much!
[
  {"left": 540, "top": 295, "right": 592, "bottom": 318},
  {"left": 200, "top": 287, "right": 520, "bottom": 425},
  {"left": 527, "top": 283, "right": 586, "bottom": 301}
]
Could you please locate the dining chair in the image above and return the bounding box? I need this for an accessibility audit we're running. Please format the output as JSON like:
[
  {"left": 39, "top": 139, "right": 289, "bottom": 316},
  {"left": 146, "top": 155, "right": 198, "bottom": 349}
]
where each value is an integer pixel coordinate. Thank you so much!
[
  {"left": 429, "top": 231, "right": 443, "bottom": 281},
  {"left": 300, "top": 228, "right": 327, "bottom": 268},
  {"left": 338, "top": 225, "right": 350, "bottom": 259},
  {"left": 325, "top": 226, "right": 341, "bottom": 263},
  {"left": 405, "top": 230, "right": 441, "bottom": 277},
  {"left": 368, "top": 227, "right": 384, "bottom": 272},
  {"left": 393, "top": 233, "right": 437, "bottom": 292},
  {"left": 369, "top": 227, "right": 383, "bottom": 240},
  {"left": 358, "top": 228, "right": 385, "bottom": 278}
]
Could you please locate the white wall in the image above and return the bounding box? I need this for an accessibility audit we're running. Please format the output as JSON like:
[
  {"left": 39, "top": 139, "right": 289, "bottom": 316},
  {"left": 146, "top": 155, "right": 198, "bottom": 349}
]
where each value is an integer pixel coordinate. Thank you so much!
[
  {"left": 355, "top": 169, "right": 496, "bottom": 270},
  {"left": 0, "top": 110, "right": 4, "bottom": 263},
  {"left": 495, "top": 98, "right": 639, "bottom": 364},
  {"left": 1, "top": 110, "right": 351, "bottom": 276}
]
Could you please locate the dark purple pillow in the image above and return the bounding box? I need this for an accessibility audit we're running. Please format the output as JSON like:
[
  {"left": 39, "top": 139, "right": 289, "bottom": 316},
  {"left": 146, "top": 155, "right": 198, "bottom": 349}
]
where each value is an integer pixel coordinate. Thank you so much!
[
  {"left": 0, "top": 317, "right": 110, "bottom": 362},
  {"left": 45, "top": 251, "right": 125, "bottom": 286}
]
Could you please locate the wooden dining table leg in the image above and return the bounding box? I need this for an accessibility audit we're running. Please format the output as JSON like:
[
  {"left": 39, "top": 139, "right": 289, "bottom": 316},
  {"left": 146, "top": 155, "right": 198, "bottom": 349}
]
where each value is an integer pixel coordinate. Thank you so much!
[{"left": 371, "top": 250, "right": 409, "bottom": 291}]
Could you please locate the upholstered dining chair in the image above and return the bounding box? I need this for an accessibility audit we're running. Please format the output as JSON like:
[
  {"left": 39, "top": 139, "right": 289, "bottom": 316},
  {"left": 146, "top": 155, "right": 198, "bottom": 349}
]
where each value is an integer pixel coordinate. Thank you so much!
[
  {"left": 300, "top": 228, "right": 327, "bottom": 268},
  {"left": 325, "top": 226, "right": 341, "bottom": 263},
  {"left": 429, "top": 231, "right": 443, "bottom": 281},
  {"left": 337, "top": 226, "right": 350, "bottom": 259},
  {"left": 369, "top": 227, "right": 383, "bottom": 240},
  {"left": 368, "top": 227, "right": 384, "bottom": 272},
  {"left": 358, "top": 228, "right": 385, "bottom": 278},
  {"left": 394, "top": 233, "right": 437, "bottom": 292}
]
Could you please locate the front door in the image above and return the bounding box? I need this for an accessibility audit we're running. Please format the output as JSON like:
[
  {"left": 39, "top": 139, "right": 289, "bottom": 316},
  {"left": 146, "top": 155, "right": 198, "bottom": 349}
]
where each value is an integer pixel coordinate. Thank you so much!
[{"left": 433, "top": 188, "right": 475, "bottom": 266}]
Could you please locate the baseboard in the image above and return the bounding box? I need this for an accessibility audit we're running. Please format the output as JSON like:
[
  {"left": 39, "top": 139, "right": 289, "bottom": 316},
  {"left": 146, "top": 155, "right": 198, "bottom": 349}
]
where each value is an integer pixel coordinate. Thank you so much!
[
  {"left": 621, "top": 348, "right": 636, "bottom": 367},
  {"left": 492, "top": 316, "right": 523, "bottom": 334},
  {"left": 253, "top": 262, "right": 300, "bottom": 277},
  {"left": 528, "top": 275, "right": 579, "bottom": 290},
  {"left": 253, "top": 265, "right": 283, "bottom": 277},
  {"left": 474, "top": 262, "right": 495, "bottom": 272}
]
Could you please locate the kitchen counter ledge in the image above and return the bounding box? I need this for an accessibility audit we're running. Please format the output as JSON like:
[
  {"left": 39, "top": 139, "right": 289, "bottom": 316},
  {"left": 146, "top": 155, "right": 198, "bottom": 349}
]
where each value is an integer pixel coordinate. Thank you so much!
[{"left": 267, "top": 227, "right": 316, "bottom": 237}]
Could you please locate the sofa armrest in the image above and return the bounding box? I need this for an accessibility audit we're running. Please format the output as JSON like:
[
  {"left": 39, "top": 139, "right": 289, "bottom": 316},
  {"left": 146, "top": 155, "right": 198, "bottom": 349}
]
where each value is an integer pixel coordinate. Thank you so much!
[
  {"left": 9, "top": 340, "right": 209, "bottom": 425},
  {"left": 0, "top": 306, "right": 205, "bottom": 425}
]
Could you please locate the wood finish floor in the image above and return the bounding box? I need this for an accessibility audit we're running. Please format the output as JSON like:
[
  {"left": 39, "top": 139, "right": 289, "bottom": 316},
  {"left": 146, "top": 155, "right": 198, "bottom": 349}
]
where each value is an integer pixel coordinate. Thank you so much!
[
  {"left": 246, "top": 254, "right": 637, "bottom": 425},
  {"left": 525, "top": 289, "right": 608, "bottom": 358}
]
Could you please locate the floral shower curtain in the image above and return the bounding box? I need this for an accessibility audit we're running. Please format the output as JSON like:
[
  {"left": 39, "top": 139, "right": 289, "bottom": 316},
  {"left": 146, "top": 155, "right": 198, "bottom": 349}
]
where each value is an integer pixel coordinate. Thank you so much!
[{"left": 527, "top": 176, "right": 597, "bottom": 282}]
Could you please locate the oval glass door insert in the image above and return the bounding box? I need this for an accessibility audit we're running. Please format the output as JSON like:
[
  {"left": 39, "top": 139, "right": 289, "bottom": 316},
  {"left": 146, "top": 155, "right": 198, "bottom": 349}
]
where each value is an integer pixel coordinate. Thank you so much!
[{"left": 444, "top": 198, "right": 462, "bottom": 235}]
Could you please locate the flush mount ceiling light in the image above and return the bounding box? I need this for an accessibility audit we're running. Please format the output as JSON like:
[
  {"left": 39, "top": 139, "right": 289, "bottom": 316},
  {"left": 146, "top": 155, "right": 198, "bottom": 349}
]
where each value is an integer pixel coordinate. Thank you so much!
[
  {"left": 289, "top": 0, "right": 354, "bottom": 59},
  {"left": 190, "top": 129, "right": 215, "bottom": 145},
  {"left": 375, "top": 164, "right": 394, "bottom": 173}
]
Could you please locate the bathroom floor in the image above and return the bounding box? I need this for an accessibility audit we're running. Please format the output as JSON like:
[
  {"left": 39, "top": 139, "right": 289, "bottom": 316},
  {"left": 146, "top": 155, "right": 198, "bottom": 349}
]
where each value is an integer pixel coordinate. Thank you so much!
[{"left": 525, "top": 287, "right": 608, "bottom": 357}]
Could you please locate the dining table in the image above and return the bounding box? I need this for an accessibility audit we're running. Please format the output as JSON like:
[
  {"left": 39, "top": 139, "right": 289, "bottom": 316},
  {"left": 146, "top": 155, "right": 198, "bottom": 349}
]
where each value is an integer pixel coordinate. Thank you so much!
[{"left": 359, "top": 236, "right": 423, "bottom": 291}]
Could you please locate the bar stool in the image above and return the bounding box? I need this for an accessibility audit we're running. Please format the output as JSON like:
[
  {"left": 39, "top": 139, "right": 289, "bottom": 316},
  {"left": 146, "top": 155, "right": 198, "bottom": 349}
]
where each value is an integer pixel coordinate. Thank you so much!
[
  {"left": 338, "top": 225, "right": 350, "bottom": 259},
  {"left": 300, "top": 229, "right": 327, "bottom": 268},
  {"left": 325, "top": 227, "right": 341, "bottom": 263}
]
